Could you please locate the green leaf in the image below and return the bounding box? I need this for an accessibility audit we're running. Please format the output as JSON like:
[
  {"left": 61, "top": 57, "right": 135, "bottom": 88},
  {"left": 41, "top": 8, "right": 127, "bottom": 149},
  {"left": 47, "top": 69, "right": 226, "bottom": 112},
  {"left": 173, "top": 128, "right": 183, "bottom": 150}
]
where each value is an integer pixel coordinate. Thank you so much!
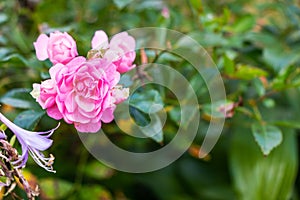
[
  {"left": 169, "top": 106, "right": 181, "bottom": 126},
  {"left": 230, "top": 125, "right": 298, "bottom": 200},
  {"left": 129, "top": 106, "right": 150, "bottom": 127},
  {"left": 129, "top": 89, "right": 164, "bottom": 114},
  {"left": 0, "top": 48, "right": 13, "bottom": 60},
  {"left": 169, "top": 105, "right": 198, "bottom": 129},
  {"left": 39, "top": 178, "right": 73, "bottom": 199},
  {"left": 223, "top": 54, "right": 234, "bottom": 74},
  {"left": 139, "top": 113, "right": 164, "bottom": 143},
  {"left": 113, "top": 0, "right": 133, "bottom": 9},
  {"left": 14, "top": 110, "right": 45, "bottom": 130},
  {"left": 232, "top": 15, "right": 255, "bottom": 33},
  {"left": 84, "top": 161, "right": 114, "bottom": 180},
  {"left": 251, "top": 123, "right": 282, "bottom": 156},
  {"left": 232, "top": 64, "right": 268, "bottom": 80},
  {"left": 189, "top": 0, "right": 202, "bottom": 11},
  {"left": 0, "top": 88, "right": 39, "bottom": 109},
  {"left": 77, "top": 185, "right": 112, "bottom": 200},
  {"left": 0, "top": 53, "right": 29, "bottom": 65},
  {"left": 189, "top": 31, "right": 228, "bottom": 47},
  {"left": 263, "top": 48, "right": 300, "bottom": 72},
  {"left": 0, "top": 13, "right": 8, "bottom": 24},
  {"left": 253, "top": 78, "right": 265, "bottom": 97}
]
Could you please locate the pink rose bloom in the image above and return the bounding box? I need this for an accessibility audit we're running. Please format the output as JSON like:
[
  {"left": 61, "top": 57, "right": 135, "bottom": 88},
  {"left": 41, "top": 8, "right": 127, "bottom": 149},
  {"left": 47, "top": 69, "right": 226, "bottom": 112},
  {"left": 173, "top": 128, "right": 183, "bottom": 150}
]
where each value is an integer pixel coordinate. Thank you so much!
[
  {"left": 161, "top": 6, "right": 170, "bottom": 19},
  {"left": 48, "top": 56, "right": 120, "bottom": 133},
  {"left": 34, "top": 31, "right": 78, "bottom": 64},
  {"left": 91, "top": 31, "right": 136, "bottom": 73},
  {"left": 31, "top": 80, "right": 63, "bottom": 120}
]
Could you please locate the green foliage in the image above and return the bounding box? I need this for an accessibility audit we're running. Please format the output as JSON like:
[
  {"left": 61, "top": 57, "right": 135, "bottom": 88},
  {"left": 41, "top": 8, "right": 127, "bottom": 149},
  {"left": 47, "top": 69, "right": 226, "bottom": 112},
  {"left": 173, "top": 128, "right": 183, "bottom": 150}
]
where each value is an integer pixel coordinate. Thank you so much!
[
  {"left": 14, "top": 110, "right": 45, "bottom": 130},
  {"left": 0, "top": 0, "right": 300, "bottom": 199},
  {"left": 129, "top": 89, "right": 164, "bottom": 114},
  {"left": 0, "top": 89, "right": 40, "bottom": 109},
  {"left": 39, "top": 178, "right": 73, "bottom": 199},
  {"left": 251, "top": 123, "right": 282, "bottom": 155},
  {"left": 230, "top": 126, "right": 298, "bottom": 200}
]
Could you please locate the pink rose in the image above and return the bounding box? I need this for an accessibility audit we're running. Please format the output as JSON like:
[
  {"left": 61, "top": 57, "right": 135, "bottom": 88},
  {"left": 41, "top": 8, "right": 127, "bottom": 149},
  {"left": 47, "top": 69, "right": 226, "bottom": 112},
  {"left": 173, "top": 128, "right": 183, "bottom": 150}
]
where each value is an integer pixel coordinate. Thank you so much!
[
  {"left": 32, "top": 79, "right": 63, "bottom": 120},
  {"left": 48, "top": 57, "right": 120, "bottom": 133},
  {"left": 34, "top": 31, "right": 78, "bottom": 64},
  {"left": 91, "top": 31, "right": 136, "bottom": 73}
]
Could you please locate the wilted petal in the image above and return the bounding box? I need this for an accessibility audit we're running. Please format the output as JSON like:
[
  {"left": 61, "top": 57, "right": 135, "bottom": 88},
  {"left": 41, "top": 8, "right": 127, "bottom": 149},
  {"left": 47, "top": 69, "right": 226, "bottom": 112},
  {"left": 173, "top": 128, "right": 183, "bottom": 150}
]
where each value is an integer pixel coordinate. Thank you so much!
[{"left": 111, "top": 86, "right": 129, "bottom": 104}]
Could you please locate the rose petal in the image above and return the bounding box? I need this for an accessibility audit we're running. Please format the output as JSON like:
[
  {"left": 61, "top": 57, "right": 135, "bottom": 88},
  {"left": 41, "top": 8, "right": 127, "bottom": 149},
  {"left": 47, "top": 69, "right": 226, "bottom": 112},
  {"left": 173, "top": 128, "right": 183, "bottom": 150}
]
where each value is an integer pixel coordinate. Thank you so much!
[
  {"left": 33, "top": 34, "right": 49, "bottom": 61},
  {"left": 46, "top": 105, "right": 63, "bottom": 120},
  {"left": 101, "top": 105, "right": 116, "bottom": 123},
  {"left": 75, "top": 122, "right": 101, "bottom": 133},
  {"left": 75, "top": 95, "right": 95, "bottom": 112},
  {"left": 91, "top": 30, "right": 109, "bottom": 49}
]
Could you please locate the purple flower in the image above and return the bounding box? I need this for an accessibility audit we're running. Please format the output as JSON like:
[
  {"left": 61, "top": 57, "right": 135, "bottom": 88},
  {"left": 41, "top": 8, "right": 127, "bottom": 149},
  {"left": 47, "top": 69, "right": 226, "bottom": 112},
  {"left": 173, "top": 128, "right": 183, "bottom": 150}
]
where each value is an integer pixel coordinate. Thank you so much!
[{"left": 0, "top": 112, "right": 58, "bottom": 172}]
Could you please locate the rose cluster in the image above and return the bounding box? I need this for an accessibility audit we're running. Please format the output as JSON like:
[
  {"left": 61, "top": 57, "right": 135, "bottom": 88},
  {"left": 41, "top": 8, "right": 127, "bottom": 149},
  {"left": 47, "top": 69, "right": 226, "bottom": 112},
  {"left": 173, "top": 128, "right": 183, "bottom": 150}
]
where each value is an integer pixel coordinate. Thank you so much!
[{"left": 31, "top": 30, "right": 136, "bottom": 133}]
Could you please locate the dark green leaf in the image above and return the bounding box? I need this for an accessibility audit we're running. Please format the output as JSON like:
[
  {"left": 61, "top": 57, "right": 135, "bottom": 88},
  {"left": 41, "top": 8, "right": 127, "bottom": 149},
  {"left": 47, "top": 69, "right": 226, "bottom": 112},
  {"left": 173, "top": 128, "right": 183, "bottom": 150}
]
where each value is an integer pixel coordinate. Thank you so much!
[
  {"left": 129, "top": 89, "right": 164, "bottom": 114},
  {"left": 129, "top": 106, "right": 150, "bottom": 127},
  {"left": 0, "top": 88, "right": 39, "bottom": 109},
  {"left": 263, "top": 48, "right": 300, "bottom": 72},
  {"left": 230, "top": 126, "right": 297, "bottom": 200},
  {"left": 14, "top": 110, "right": 45, "bottom": 130},
  {"left": 0, "top": 53, "right": 29, "bottom": 65}
]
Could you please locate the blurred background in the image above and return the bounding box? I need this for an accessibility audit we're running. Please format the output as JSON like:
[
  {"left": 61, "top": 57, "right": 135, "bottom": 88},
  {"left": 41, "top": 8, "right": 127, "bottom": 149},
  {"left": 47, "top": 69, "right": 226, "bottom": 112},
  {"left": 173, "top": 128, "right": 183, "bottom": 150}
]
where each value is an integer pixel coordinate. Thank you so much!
[{"left": 0, "top": 0, "right": 300, "bottom": 199}]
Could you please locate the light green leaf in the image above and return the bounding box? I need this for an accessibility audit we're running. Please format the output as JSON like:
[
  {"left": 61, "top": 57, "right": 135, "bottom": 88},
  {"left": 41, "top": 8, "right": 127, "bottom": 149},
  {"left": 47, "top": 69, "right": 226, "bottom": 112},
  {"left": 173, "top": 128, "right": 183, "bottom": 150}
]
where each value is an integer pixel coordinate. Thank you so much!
[
  {"left": 189, "top": 0, "right": 202, "bottom": 11},
  {"left": 39, "top": 178, "right": 73, "bottom": 199},
  {"left": 139, "top": 113, "right": 164, "bottom": 143},
  {"left": 232, "top": 15, "right": 255, "bottom": 33},
  {"left": 0, "top": 48, "right": 13, "bottom": 60},
  {"left": 84, "top": 161, "right": 114, "bottom": 180},
  {"left": 113, "top": 0, "right": 133, "bottom": 9},
  {"left": 232, "top": 64, "right": 268, "bottom": 80},
  {"left": 77, "top": 185, "right": 112, "bottom": 200},
  {"left": 223, "top": 54, "right": 234, "bottom": 74},
  {"left": 0, "top": 13, "right": 8, "bottom": 24},
  {"left": 14, "top": 110, "right": 45, "bottom": 130},
  {"left": 251, "top": 123, "right": 282, "bottom": 155}
]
